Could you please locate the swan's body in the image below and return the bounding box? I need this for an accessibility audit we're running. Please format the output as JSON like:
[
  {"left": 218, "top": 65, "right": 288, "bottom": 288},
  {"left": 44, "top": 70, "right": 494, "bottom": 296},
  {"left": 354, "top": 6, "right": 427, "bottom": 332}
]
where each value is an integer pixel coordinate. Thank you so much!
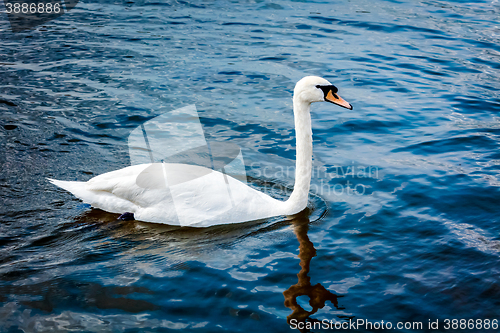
[
  {"left": 49, "top": 163, "right": 289, "bottom": 227},
  {"left": 49, "top": 76, "right": 352, "bottom": 227}
]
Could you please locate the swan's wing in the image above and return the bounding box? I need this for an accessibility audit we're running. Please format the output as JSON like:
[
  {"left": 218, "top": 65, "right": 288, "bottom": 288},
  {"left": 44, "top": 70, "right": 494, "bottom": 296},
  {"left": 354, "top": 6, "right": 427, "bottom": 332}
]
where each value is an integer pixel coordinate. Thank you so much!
[
  {"left": 85, "top": 164, "right": 149, "bottom": 193},
  {"left": 80, "top": 163, "right": 242, "bottom": 224},
  {"left": 48, "top": 173, "right": 145, "bottom": 216},
  {"left": 83, "top": 164, "right": 176, "bottom": 216},
  {"left": 48, "top": 164, "right": 168, "bottom": 215}
]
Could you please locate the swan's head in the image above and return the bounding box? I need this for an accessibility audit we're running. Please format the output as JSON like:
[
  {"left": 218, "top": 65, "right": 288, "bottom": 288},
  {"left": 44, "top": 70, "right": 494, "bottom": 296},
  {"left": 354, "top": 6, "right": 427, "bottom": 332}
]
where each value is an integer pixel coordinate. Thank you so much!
[{"left": 294, "top": 76, "right": 353, "bottom": 110}]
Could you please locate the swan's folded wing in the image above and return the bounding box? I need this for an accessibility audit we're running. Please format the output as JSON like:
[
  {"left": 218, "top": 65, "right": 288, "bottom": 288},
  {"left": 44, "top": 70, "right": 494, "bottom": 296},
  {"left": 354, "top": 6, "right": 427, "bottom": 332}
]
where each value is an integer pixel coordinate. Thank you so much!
[
  {"left": 84, "top": 164, "right": 172, "bottom": 209},
  {"left": 85, "top": 164, "right": 150, "bottom": 193}
]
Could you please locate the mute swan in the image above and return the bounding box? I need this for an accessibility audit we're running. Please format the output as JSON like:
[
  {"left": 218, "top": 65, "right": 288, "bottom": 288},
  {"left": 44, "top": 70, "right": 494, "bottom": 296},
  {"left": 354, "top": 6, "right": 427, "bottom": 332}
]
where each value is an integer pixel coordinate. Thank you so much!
[{"left": 48, "top": 76, "right": 352, "bottom": 227}]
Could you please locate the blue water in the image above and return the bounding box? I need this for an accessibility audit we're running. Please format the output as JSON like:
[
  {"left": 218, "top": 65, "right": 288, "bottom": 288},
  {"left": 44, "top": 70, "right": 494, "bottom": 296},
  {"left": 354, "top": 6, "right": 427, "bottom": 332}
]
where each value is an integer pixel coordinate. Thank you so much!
[{"left": 1, "top": 0, "right": 500, "bottom": 331}]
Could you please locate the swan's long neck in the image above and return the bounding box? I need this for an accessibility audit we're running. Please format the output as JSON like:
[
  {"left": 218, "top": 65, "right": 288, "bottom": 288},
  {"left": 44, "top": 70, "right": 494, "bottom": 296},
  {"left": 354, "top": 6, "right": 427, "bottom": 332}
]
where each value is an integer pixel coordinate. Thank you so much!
[{"left": 286, "top": 98, "right": 313, "bottom": 214}]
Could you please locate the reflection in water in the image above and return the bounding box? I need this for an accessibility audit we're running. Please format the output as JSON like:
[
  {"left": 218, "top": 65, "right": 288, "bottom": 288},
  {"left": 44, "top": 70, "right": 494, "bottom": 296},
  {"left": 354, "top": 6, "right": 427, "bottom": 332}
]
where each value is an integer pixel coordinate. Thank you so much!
[{"left": 284, "top": 212, "right": 343, "bottom": 331}]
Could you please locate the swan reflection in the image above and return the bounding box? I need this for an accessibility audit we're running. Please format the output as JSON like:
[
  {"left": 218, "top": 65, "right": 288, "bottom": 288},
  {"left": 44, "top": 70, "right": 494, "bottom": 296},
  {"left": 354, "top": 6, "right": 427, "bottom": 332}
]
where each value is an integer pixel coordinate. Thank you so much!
[{"left": 284, "top": 212, "right": 343, "bottom": 331}]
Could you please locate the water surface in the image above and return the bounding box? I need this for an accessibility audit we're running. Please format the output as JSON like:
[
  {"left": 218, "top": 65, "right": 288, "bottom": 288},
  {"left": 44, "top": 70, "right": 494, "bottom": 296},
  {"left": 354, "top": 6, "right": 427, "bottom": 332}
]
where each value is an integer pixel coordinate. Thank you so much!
[{"left": 1, "top": 0, "right": 500, "bottom": 331}]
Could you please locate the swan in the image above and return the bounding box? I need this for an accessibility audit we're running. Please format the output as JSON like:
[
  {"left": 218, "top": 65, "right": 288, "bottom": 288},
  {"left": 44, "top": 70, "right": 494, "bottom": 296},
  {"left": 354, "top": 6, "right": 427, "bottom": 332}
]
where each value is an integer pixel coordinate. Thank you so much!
[{"left": 48, "top": 76, "right": 352, "bottom": 227}]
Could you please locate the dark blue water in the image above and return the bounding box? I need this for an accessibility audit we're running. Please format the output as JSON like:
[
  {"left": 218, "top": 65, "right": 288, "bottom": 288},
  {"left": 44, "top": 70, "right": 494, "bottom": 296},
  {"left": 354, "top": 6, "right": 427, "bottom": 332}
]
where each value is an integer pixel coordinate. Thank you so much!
[{"left": 1, "top": 0, "right": 500, "bottom": 331}]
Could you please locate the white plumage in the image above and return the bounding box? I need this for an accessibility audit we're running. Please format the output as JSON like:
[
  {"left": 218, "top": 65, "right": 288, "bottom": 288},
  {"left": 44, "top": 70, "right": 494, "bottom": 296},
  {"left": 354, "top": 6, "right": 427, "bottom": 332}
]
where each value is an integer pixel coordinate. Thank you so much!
[{"left": 49, "top": 76, "right": 352, "bottom": 227}]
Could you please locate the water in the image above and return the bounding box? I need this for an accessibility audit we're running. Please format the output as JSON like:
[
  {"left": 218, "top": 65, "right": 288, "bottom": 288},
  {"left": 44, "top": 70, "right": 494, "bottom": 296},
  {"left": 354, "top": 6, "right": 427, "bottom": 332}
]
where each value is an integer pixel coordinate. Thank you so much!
[{"left": 1, "top": 0, "right": 500, "bottom": 331}]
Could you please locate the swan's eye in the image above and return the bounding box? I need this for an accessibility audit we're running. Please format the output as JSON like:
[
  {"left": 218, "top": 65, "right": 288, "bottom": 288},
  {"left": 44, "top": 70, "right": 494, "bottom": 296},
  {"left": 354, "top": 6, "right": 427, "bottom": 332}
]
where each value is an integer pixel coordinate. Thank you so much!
[
  {"left": 316, "top": 85, "right": 338, "bottom": 98},
  {"left": 316, "top": 85, "right": 338, "bottom": 93}
]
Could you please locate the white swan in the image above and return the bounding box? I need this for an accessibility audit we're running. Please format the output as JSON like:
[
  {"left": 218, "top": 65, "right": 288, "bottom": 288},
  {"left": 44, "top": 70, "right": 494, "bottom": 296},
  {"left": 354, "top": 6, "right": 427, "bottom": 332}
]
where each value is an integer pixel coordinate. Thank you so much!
[{"left": 48, "top": 76, "right": 352, "bottom": 227}]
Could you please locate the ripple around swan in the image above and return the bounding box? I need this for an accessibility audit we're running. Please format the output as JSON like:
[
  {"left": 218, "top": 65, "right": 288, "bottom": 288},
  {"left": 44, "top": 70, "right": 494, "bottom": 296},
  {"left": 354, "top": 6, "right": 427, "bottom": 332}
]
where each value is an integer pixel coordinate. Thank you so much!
[{"left": 2, "top": 0, "right": 500, "bottom": 331}]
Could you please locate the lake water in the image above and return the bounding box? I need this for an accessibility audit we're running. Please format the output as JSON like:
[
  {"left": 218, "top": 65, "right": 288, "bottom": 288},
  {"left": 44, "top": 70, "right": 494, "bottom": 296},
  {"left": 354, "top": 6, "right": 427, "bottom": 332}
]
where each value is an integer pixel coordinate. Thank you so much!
[{"left": 1, "top": 0, "right": 500, "bottom": 332}]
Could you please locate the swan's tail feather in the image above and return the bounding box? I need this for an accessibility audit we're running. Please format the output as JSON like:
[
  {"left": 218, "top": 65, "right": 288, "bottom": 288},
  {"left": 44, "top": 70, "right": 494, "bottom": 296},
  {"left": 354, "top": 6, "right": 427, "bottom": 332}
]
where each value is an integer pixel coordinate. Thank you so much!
[
  {"left": 47, "top": 178, "right": 134, "bottom": 215},
  {"left": 47, "top": 178, "right": 89, "bottom": 201}
]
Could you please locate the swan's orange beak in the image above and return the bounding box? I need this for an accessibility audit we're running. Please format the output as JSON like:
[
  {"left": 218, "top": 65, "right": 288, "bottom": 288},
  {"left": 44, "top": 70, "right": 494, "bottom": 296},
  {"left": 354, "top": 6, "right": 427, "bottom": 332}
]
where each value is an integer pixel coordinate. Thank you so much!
[{"left": 325, "top": 90, "right": 353, "bottom": 110}]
